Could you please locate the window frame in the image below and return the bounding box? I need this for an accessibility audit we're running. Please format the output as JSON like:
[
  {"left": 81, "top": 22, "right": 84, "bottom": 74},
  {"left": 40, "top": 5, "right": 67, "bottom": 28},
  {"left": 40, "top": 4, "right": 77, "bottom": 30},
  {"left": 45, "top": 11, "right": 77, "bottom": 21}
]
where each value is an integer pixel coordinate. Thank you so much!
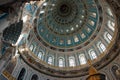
[
  {"left": 69, "top": 56, "right": 76, "bottom": 67},
  {"left": 79, "top": 54, "right": 87, "bottom": 65}
]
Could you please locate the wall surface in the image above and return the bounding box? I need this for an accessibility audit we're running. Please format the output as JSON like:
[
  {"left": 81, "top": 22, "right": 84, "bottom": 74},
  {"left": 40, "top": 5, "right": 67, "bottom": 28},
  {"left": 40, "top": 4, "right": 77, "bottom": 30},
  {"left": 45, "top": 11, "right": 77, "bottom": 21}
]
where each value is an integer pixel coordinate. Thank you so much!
[{"left": 11, "top": 52, "right": 120, "bottom": 80}]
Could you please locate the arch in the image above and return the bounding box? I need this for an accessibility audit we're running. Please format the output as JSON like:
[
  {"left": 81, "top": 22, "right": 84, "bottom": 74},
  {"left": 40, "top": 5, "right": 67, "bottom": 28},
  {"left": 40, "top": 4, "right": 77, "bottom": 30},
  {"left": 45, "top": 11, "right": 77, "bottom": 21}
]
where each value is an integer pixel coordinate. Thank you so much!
[
  {"left": 69, "top": 56, "right": 76, "bottom": 67},
  {"left": 81, "top": 33, "right": 86, "bottom": 39},
  {"left": 90, "top": 12, "right": 96, "bottom": 18},
  {"left": 30, "top": 44, "right": 34, "bottom": 51},
  {"left": 99, "top": 71, "right": 110, "bottom": 80},
  {"left": 79, "top": 54, "right": 86, "bottom": 65},
  {"left": 88, "top": 19, "right": 95, "bottom": 26},
  {"left": 104, "top": 32, "right": 112, "bottom": 43},
  {"left": 111, "top": 65, "right": 120, "bottom": 79},
  {"left": 107, "top": 7, "right": 113, "bottom": 16},
  {"left": 33, "top": 44, "right": 37, "bottom": 53},
  {"left": 17, "top": 68, "right": 26, "bottom": 80},
  {"left": 107, "top": 20, "right": 115, "bottom": 31},
  {"left": 31, "top": 74, "right": 38, "bottom": 80},
  {"left": 58, "top": 57, "right": 65, "bottom": 67},
  {"left": 88, "top": 49, "right": 97, "bottom": 60},
  {"left": 38, "top": 51, "right": 43, "bottom": 59},
  {"left": 97, "top": 41, "right": 106, "bottom": 53},
  {"left": 48, "top": 56, "right": 54, "bottom": 65},
  {"left": 74, "top": 35, "right": 79, "bottom": 42}
]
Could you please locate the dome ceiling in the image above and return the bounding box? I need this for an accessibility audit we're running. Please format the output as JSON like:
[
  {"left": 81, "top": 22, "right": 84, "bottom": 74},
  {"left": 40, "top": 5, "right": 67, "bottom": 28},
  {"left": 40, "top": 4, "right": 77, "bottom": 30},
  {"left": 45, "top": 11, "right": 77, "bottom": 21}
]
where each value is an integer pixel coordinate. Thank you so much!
[
  {"left": 20, "top": 0, "right": 118, "bottom": 77},
  {"left": 35, "top": 0, "right": 99, "bottom": 50}
]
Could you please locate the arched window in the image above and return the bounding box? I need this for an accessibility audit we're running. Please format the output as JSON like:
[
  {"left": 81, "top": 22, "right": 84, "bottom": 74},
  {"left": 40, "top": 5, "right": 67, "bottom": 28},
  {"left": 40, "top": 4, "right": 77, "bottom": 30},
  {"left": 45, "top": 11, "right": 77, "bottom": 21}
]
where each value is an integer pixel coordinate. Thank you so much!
[
  {"left": 17, "top": 68, "right": 26, "bottom": 80},
  {"left": 38, "top": 51, "right": 43, "bottom": 59},
  {"left": 111, "top": 65, "right": 120, "bottom": 79},
  {"left": 107, "top": 20, "right": 115, "bottom": 31},
  {"left": 90, "top": 12, "right": 96, "bottom": 18},
  {"left": 107, "top": 8, "right": 113, "bottom": 16},
  {"left": 30, "top": 44, "right": 34, "bottom": 51},
  {"left": 43, "top": 2, "right": 48, "bottom": 6},
  {"left": 67, "top": 39, "right": 71, "bottom": 44},
  {"left": 88, "top": 20, "right": 95, "bottom": 26},
  {"left": 74, "top": 35, "right": 79, "bottom": 42},
  {"left": 104, "top": 32, "right": 112, "bottom": 43},
  {"left": 81, "top": 33, "right": 86, "bottom": 39},
  {"left": 88, "top": 49, "right": 97, "bottom": 60},
  {"left": 48, "top": 56, "right": 54, "bottom": 65},
  {"left": 33, "top": 44, "right": 36, "bottom": 53},
  {"left": 58, "top": 58, "right": 64, "bottom": 67},
  {"left": 31, "top": 74, "right": 38, "bottom": 80},
  {"left": 79, "top": 54, "right": 86, "bottom": 65},
  {"left": 69, "top": 56, "right": 75, "bottom": 67},
  {"left": 97, "top": 41, "right": 106, "bottom": 53},
  {"left": 87, "top": 27, "right": 91, "bottom": 33}
]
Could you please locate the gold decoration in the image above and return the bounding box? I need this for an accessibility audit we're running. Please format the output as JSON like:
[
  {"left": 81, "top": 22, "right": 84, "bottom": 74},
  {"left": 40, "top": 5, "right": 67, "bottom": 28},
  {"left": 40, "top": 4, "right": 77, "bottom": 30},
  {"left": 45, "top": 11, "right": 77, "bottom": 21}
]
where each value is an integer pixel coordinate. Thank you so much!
[
  {"left": 2, "top": 70, "right": 16, "bottom": 80},
  {"left": 87, "top": 60, "right": 100, "bottom": 80}
]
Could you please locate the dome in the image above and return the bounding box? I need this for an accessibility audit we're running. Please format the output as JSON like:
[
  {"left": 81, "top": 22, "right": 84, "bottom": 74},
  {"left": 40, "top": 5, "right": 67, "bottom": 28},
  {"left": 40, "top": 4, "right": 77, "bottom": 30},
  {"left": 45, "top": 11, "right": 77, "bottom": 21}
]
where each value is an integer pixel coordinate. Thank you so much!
[
  {"left": 0, "top": 0, "right": 120, "bottom": 80},
  {"left": 19, "top": 0, "right": 117, "bottom": 78},
  {"left": 35, "top": 0, "right": 99, "bottom": 49}
]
